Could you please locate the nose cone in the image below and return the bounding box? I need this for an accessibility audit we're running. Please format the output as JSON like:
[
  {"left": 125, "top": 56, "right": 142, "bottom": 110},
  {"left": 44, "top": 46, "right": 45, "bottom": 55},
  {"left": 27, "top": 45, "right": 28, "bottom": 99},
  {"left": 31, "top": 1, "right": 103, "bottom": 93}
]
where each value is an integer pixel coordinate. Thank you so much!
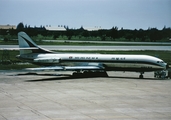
[{"left": 163, "top": 62, "right": 168, "bottom": 69}]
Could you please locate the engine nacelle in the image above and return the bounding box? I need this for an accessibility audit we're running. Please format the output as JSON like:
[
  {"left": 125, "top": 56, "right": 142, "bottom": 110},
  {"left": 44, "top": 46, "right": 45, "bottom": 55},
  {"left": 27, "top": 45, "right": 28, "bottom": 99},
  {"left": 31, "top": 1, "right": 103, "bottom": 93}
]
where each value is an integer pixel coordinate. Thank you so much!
[{"left": 34, "top": 58, "right": 61, "bottom": 63}]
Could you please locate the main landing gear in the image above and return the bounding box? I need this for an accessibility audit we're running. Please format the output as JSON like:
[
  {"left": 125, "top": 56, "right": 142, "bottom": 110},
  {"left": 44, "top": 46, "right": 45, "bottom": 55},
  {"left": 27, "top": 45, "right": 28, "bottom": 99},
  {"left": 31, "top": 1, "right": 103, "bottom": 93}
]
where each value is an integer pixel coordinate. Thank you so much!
[
  {"left": 72, "top": 70, "right": 108, "bottom": 78},
  {"left": 139, "top": 72, "right": 144, "bottom": 79}
]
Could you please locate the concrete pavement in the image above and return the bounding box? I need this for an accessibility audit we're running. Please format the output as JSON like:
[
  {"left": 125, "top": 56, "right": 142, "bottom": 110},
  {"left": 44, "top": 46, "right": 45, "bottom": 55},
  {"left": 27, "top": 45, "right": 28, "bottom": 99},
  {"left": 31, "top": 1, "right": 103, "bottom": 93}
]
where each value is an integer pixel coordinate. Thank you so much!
[{"left": 0, "top": 71, "right": 171, "bottom": 120}]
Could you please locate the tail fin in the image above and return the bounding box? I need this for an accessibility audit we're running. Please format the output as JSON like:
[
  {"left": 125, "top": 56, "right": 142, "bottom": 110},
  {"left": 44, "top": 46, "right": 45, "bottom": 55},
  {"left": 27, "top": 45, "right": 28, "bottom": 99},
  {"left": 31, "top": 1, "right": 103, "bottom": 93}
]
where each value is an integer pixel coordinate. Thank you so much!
[{"left": 18, "top": 32, "right": 53, "bottom": 55}]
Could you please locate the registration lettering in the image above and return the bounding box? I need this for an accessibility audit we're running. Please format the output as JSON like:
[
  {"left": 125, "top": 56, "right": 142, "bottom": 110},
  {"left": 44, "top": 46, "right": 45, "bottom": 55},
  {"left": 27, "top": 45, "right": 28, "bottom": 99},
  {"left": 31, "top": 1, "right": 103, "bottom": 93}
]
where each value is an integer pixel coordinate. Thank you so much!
[{"left": 74, "top": 57, "right": 98, "bottom": 60}]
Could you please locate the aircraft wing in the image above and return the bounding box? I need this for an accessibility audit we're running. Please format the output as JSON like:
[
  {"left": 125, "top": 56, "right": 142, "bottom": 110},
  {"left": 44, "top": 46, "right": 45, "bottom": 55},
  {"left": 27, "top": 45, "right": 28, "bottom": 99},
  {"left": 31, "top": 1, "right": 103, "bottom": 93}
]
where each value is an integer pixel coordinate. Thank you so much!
[{"left": 25, "top": 65, "right": 104, "bottom": 71}]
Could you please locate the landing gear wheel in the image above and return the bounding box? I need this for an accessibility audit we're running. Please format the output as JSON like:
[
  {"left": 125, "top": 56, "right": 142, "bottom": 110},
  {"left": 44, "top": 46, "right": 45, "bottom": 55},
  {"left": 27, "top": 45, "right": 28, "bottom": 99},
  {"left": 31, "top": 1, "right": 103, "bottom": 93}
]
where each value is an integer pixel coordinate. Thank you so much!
[
  {"left": 139, "top": 74, "right": 143, "bottom": 79},
  {"left": 72, "top": 72, "right": 83, "bottom": 78},
  {"left": 72, "top": 71, "right": 108, "bottom": 78}
]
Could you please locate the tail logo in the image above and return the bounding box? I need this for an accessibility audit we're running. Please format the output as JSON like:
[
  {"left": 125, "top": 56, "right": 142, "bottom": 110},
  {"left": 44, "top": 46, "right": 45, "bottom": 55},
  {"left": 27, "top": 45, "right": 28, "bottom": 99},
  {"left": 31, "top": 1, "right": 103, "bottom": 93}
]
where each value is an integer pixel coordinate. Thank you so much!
[{"left": 20, "top": 36, "right": 36, "bottom": 48}]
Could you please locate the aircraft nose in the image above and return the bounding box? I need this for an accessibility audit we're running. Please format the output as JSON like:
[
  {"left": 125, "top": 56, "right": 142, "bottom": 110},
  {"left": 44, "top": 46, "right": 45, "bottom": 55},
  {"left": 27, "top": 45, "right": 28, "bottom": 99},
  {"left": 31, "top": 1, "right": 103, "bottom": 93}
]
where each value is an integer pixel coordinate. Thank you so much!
[{"left": 163, "top": 63, "right": 168, "bottom": 69}]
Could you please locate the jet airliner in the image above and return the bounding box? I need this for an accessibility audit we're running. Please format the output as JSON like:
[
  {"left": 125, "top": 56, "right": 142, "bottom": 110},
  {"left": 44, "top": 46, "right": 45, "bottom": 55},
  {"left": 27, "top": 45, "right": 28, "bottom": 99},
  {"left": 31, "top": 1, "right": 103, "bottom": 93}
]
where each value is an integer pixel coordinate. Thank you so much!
[{"left": 17, "top": 32, "right": 167, "bottom": 78}]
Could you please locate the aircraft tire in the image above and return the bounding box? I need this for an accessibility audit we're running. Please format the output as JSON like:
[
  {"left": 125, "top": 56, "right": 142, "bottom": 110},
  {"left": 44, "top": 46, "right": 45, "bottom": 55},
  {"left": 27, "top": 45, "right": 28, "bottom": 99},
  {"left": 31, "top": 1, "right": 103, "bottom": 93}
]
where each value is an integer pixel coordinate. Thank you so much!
[
  {"left": 139, "top": 74, "right": 144, "bottom": 79},
  {"left": 72, "top": 71, "right": 108, "bottom": 78}
]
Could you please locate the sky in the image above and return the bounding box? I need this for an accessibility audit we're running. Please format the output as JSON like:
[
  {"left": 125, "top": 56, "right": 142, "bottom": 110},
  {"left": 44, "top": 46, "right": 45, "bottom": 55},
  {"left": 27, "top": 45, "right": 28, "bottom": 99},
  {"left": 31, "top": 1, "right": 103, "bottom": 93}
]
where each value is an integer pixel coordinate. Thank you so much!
[{"left": 0, "top": 0, "right": 171, "bottom": 30}]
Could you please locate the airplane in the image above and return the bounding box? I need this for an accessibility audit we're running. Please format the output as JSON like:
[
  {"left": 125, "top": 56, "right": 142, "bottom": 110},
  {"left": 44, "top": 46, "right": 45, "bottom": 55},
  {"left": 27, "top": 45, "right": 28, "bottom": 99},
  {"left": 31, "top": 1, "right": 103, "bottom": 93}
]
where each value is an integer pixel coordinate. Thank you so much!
[{"left": 16, "top": 31, "right": 167, "bottom": 78}]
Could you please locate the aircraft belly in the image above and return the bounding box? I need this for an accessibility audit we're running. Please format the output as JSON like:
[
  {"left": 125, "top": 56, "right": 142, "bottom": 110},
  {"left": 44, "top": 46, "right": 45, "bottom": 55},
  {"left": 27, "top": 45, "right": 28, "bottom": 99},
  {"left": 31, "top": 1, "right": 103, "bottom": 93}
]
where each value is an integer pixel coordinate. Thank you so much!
[
  {"left": 32, "top": 59, "right": 164, "bottom": 72},
  {"left": 104, "top": 63, "right": 163, "bottom": 72},
  {"left": 59, "top": 61, "right": 164, "bottom": 72}
]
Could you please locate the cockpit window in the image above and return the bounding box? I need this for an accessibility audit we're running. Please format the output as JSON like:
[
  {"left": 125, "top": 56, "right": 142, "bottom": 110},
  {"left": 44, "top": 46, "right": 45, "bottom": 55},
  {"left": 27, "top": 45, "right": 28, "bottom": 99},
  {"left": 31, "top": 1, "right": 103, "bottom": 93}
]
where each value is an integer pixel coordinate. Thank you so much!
[{"left": 157, "top": 61, "right": 164, "bottom": 63}]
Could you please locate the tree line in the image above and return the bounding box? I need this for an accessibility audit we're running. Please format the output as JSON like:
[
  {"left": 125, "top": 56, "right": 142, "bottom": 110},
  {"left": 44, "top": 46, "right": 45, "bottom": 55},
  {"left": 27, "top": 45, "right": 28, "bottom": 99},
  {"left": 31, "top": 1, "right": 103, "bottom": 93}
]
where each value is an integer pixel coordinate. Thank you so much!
[{"left": 1, "top": 22, "right": 171, "bottom": 42}]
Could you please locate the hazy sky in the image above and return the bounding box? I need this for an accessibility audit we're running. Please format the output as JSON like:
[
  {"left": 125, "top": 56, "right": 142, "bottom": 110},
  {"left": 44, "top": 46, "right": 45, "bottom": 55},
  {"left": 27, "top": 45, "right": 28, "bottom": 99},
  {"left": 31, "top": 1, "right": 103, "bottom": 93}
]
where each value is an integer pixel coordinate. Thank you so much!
[{"left": 0, "top": 0, "right": 171, "bottom": 29}]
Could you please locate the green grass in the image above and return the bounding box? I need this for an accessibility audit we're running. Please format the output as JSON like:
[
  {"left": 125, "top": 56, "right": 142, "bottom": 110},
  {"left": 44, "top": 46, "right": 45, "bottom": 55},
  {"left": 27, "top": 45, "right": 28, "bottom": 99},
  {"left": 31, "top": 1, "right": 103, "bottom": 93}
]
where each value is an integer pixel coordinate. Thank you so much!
[
  {"left": 0, "top": 64, "right": 38, "bottom": 70},
  {"left": 0, "top": 40, "right": 171, "bottom": 46},
  {"left": 0, "top": 40, "right": 18, "bottom": 45},
  {"left": 0, "top": 50, "right": 170, "bottom": 70}
]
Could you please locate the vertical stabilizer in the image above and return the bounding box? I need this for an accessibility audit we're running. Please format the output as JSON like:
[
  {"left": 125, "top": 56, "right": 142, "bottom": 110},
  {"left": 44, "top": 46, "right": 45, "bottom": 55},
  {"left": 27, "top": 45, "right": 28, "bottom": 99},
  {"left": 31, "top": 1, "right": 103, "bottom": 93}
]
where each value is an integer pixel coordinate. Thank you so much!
[{"left": 18, "top": 32, "right": 52, "bottom": 55}]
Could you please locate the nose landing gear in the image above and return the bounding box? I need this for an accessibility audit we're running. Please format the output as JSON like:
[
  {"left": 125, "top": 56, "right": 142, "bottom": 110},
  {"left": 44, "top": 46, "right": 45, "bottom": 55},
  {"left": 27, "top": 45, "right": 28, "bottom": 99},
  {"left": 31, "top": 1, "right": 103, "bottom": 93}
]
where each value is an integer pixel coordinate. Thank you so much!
[{"left": 139, "top": 72, "right": 144, "bottom": 79}]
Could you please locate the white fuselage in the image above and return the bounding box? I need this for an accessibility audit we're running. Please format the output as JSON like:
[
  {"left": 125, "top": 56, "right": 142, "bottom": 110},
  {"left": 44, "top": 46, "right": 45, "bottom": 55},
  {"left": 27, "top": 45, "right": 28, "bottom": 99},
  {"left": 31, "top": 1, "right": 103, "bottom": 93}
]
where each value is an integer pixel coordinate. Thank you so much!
[{"left": 19, "top": 53, "right": 166, "bottom": 72}]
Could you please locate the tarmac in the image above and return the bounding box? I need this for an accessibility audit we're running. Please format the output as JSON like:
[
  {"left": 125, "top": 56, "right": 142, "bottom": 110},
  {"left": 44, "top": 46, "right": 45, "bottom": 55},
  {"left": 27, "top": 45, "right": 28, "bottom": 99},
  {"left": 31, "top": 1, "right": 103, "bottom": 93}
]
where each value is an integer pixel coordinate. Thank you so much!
[{"left": 0, "top": 71, "right": 171, "bottom": 120}]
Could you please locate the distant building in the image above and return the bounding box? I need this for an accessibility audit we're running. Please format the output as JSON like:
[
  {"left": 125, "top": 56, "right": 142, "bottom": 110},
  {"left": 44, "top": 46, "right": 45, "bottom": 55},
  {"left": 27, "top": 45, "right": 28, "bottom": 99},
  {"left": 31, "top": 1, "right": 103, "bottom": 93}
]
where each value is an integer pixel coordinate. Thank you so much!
[
  {"left": 45, "top": 26, "right": 66, "bottom": 31},
  {"left": 84, "top": 26, "right": 102, "bottom": 31},
  {"left": 0, "top": 24, "right": 16, "bottom": 29}
]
